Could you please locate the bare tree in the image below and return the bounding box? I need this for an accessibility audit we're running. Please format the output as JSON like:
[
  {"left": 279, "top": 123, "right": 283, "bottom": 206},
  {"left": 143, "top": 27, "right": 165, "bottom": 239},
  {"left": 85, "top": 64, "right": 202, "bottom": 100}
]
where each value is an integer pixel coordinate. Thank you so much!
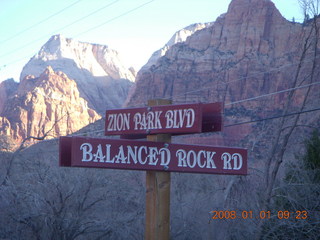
[
  {"left": 0, "top": 112, "right": 70, "bottom": 186},
  {"left": 299, "top": 0, "right": 320, "bottom": 21},
  {"left": 0, "top": 113, "right": 145, "bottom": 239},
  {"left": 0, "top": 140, "right": 145, "bottom": 239},
  {"left": 261, "top": 131, "right": 320, "bottom": 239},
  {"left": 255, "top": 1, "right": 320, "bottom": 238}
]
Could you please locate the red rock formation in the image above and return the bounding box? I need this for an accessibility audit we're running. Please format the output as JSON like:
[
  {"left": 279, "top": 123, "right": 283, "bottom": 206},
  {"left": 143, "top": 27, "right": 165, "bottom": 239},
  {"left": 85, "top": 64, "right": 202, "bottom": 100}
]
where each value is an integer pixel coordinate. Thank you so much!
[
  {"left": 126, "top": 0, "right": 315, "bottom": 109},
  {"left": 0, "top": 79, "right": 18, "bottom": 115},
  {"left": 126, "top": 0, "right": 320, "bottom": 149},
  {"left": 0, "top": 66, "right": 100, "bottom": 150}
]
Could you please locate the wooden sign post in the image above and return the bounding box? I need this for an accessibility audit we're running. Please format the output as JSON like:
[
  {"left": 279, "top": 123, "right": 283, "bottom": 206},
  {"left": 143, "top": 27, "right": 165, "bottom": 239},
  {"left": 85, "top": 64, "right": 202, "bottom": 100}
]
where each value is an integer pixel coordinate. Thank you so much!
[
  {"left": 145, "top": 99, "right": 171, "bottom": 240},
  {"left": 59, "top": 99, "right": 247, "bottom": 239}
]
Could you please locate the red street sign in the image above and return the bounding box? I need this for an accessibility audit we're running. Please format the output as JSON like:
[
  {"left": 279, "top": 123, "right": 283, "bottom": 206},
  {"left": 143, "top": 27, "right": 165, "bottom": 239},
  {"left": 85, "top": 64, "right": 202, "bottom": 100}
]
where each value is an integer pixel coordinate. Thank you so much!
[
  {"left": 105, "top": 102, "right": 222, "bottom": 137},
  {"left": 59, "top": 136, "right": 247, "bottom": 175}
]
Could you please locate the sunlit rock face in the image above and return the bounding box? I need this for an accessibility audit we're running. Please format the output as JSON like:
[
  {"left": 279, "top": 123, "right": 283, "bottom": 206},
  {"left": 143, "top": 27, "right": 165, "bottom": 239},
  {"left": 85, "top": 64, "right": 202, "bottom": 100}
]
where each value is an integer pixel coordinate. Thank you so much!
[
  {"left": 125, "top": 0, "right": 320, "bottom": 154},
  {"left": 126, "top": 0, "right": 306, "bottom": 108},
  {"left": 0, "top": 66, "right": 100, "bottom": 150},
  {"left": 21, "top": 34, "right": 135, "bottom": 113}
]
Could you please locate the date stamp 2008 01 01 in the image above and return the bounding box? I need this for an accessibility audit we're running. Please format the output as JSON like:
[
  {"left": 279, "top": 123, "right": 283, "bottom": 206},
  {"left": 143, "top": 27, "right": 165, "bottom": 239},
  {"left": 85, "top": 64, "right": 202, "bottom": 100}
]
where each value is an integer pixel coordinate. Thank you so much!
[{"left": 209, "top": 210, "right": 308, "bottom": 222}]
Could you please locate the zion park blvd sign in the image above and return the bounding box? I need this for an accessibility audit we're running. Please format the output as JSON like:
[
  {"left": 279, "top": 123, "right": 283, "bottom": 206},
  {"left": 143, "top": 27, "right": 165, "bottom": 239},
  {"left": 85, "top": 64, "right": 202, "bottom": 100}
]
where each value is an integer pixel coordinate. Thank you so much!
[
  {"left": 105, "top": 102, "right": 223, "bottom": 137},
  {"left": 59, "top": 136, "right": 247, "bottom": 175}
]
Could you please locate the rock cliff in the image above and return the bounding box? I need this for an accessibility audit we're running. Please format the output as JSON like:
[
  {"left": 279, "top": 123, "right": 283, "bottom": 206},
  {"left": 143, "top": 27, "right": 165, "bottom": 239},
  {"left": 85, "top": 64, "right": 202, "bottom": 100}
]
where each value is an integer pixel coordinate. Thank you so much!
[
  {"left": 126, "top": 0, "right": 311, "bottom": 110},
  {"left": 0, "top": 66, "right": 100, "bottom": 150},
  {"left": 141, "top": 22, "right": 213, "bottom": 70},
  {"left": 125, "top": 0, "right": 320, "bottom": 160},
  {"left": 0, "top": 79, "right": 18, "bottom": 115},
  {"left": 21, "top": 35, "right": 134, "bottom": 113}
]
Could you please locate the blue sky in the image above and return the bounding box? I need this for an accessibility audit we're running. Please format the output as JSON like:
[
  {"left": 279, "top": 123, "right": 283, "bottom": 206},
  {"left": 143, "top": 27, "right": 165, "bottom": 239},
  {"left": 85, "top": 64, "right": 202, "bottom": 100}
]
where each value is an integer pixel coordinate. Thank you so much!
[{"left": 0, "top": 0, "right": 302, "bottom": 82}]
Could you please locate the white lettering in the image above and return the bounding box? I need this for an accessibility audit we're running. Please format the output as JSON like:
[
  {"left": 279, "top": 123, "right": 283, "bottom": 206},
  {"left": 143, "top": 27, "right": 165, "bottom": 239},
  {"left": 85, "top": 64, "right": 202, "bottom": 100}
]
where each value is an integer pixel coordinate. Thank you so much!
[
  {"left": 115, "top": 146, "right": 127, "bottom": 163},
  {"left": 197, "top": 150, "right": 206, "bottom": 168},
  {"left": 93, "top": 144, "right": 105, "bottom": 162},
  {"left": 173, "top": 110, "right": 179, "bottom": 128},
  {"left": 222, "top": 152, "right": 232, "bottom": 169},
  {"left": 138, "top": 146, "right": 148, "bottom": 164},
  {"left": 105, "top": 144, "right": 114, "bottom": 163},
  {"left": 178, "top": 110, "right": 186, "bottom": 128},
  {"left": 165, "top": 110, "right": 174, "bottom": 128},
  {"left": 107, "top": 113, "right": 130, "bottom": 131},
  {"left": 116, "top": 114, "right": 123, "bottom": 131},
  {"left": 133, "top": 113, "right": 147, "bottom": 130},
  {"left": 232, "top": 153, "right": 243, "bottom": 170},
  {"left": 160, "top": 148, "right": 171, "bottom": 166},
  {"left": 176, "top": 149, "right": 187, "bottom": 167},
  {"left": 148, "top": 147, "right": 159, "bottom": 165},
  {"left": 80, "top": 143, "right": 176, "bottom": 168},
  {"left": 154, "top": 111, "right": 162, "bottom": 129},
  {"left": 80, "top": 143, "right": 93, "bottom": 162},
  {"left": 133, "top": 113, "right": 141, "bottom": 130},
  {"left": 107, "top": 114, "right": 115, "bottom": 131},
  {"left": 127, "top": 146, "right": 138, "bottom": 164},
  {"left": 165, "top": 108, "right": 196, "bottom": 129},
  {"left": 187, "top": 150, "right": 197, "bottom": 168},
  {"left": 206, "top": 151, "right": 217, "bottom": 169},
  {"left": 186, "top": 109, "right": 195, "bottom": 128},
  {"left": 147, "top": 112, "right": 155, "bottom": 129},
  {"left": 123, "top": 113, "right": 130, "bottom": 130}
]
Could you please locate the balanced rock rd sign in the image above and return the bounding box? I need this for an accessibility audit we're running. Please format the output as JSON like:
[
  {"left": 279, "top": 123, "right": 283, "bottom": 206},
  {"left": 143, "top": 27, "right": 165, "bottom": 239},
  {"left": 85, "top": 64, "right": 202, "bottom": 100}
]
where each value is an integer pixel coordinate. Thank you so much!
[{"left": 60, "top": 136, "right": 247, "bottom": 175}]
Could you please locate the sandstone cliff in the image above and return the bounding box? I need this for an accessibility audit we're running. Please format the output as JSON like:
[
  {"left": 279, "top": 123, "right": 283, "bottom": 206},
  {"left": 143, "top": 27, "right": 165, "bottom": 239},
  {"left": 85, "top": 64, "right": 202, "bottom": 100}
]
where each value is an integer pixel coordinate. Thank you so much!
[
  {"left": 0, "top": 66, "right": 100, "bottom": 150},
  {"left": 0, "top": 79, "right": 18, "bottom": 115},
  {"left": 125, "top": 0, "right": 320, "bottom": 168},
  {"left": 126, "top": 0, "right": 313, "bottom": 110},
  {"left": 141, "top": 22, "right": 213, "bottom": 70},
  {"left": 21, "top": 35, "right": 134, "bottom": 113}
]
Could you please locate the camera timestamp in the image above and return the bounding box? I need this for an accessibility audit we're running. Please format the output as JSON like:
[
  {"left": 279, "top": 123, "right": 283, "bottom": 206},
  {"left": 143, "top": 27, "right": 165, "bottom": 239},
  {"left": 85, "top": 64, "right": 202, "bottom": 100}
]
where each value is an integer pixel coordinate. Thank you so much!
[{"left": 209, "top": 210, "right": 308, "bottom": 220}]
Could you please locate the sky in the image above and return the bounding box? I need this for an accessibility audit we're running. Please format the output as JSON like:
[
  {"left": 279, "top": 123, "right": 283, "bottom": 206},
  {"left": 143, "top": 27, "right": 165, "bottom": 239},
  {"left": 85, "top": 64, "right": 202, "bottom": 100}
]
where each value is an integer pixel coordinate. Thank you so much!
[{"left": 0, "top": 0, "right": 302, "bottom": 82}]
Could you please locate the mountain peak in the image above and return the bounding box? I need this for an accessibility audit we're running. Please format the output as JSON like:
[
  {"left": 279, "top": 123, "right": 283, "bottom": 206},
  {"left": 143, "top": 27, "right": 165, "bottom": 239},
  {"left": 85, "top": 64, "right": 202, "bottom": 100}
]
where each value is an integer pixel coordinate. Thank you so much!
[
  {"left": 20, "top": 35, "right": 135, "bottom": 113},
  {"left": 49, "top": 33, "right": 64, "bottom": 41},
  {"left": 23, "top": 35, "right": 135, "bottom": 82},
  {"left": 0, "top": 68, "right": 101, "bottom": 150},
  {"left": 226, "top": 0, "right": 284, "bottom": 22},
  {"left": 141, "top": 22, "right": 213, "bottom": 69},
  {"left": 43, "top": 65, "right": 54, "bottom": 75},
  {"left": 126, "top": 0, "right": 302, "bottom": 106}
]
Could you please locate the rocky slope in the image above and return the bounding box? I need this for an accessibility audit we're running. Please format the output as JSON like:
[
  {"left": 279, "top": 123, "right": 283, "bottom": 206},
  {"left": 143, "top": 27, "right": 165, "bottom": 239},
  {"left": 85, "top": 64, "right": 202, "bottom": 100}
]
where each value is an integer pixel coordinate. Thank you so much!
[
  {"left": 126, "top": 0, "right": 313, "bottom": 110},
  {"left": 0, "top": 78, "right": 18, "bottom": 115},
  {"left": 141, "top": 22, "right": 213, "bottom": 70},
  {"left": 126, "top": 0, "right": 320, "bottom": 147},
  {"left": 21, "top": 34, "right": 135, "bottom": 113},
  {"left": 0, "top": 66, "right": 100, "bottom": 150}
]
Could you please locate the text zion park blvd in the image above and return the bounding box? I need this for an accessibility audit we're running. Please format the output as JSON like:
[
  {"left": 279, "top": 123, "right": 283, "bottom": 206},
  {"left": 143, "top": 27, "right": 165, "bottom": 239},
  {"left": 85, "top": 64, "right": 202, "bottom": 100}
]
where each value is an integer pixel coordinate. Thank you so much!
[
  {"left": 104, "top": 102, "right": 223, "bottom": 136},
  {"left": 59, "top": 100, "right": 247, "bottom": 240},
  {"left": 107, "top": 108, "right": 196, "bottom": 131},
  {"left": 106, "top": 106, "right": 199, "bottom": 134}
]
